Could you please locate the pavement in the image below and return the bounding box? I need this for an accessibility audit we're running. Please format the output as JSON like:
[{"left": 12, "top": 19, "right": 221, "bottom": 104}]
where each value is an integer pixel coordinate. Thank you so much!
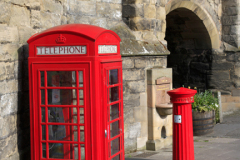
[{"left": 125, "top": 110, "right": 240, "bottom": 160}]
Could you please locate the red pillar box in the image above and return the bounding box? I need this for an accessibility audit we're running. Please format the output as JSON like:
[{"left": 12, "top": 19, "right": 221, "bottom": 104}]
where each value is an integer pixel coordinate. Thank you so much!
[{"left": 167, "top": 87, "right": 197, "bottom": 160}]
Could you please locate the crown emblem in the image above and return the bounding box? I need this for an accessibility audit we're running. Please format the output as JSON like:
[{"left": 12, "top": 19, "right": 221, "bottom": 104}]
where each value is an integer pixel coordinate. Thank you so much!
[{"left": 56, "top": 34, "right": 66, "bottom": 44}]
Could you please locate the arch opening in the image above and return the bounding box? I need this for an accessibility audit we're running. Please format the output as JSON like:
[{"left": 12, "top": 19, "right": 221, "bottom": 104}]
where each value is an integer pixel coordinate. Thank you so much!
[{"left": 165, "top": 8, "right": 213, "bottom": 91}]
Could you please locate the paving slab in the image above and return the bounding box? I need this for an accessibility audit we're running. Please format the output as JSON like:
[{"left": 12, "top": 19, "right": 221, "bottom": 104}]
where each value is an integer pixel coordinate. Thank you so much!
[{"left": 125, "top": 110, "right": 240, "bottom": 160}]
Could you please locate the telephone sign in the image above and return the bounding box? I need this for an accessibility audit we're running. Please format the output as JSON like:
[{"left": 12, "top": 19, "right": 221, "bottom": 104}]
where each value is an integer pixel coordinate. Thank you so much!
[{"left": 28, "top": 24, "right": 125, "bottom": 160}]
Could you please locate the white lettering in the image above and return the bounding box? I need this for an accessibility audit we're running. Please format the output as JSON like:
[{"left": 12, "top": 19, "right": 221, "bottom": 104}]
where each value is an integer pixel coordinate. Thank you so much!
[{"left": 36, "top": 46, "right": 87, "bottom": 55}]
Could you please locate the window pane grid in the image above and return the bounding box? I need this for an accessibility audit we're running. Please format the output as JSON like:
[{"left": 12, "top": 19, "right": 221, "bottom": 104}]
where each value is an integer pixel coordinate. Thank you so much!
[{"left": 39, "top": 70, "right": 86, "bottom": 160}]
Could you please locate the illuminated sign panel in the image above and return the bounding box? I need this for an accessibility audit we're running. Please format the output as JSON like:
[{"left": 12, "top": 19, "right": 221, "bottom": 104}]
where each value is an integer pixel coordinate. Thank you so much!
[{"left": 37, "top": 46, "right": 87, "bottom": 55}]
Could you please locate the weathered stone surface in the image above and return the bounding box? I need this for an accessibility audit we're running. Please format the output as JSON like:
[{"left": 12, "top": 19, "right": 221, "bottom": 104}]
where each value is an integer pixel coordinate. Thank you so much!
[
  {"left": 40, "top": 11, "right": 61, "bottom": 29},
  {"left": 110, "top": 23, "right": 136, "bottom": 39},
  {"left": 144, "top": 4, "right": 156, "bottom": 19},
  {"left": 123, "top": 90, "right": 141, "bottom": 106},
  {"left": 90, "top": 18, "right": 107, "bottom": 28},
  {"left": 122, "top": 58, "right": 134, "bottom": 69},
  {"left": 0, "top": 44, "right": 22, "bottom": 62},
  {"left": 211, "top": 62, "right": 234, "bottom": 70},
  {"left": 135, "top": 58, "right": 147, "bottom": 68},
  {"left": 126, "top": 80, "right": 145, "bottom": 93},
  {"left": 0, "top": 134, "right": 18, "bottom": 160},
  {"left": 0, "top": 115, "right": 17, "bottom": 139},
  {"left": 0, "top": 2, "right": 11, "bottom": 24},
  {"left": 123, "top": 69, "right": 142, "bottom": 80},
  {"left": 18, "top": 26, "right": 36, "bottom": 44},
  {"left": 30, "top": 10, "right": 41, "bottom": 28},
  {"left": 0, "top": 93, "right": 18, "bottom": 117},
  {"left": 40, "top": 0, "right": 63, "bottom": 14},
  {"left": 9, "top": 5, "right": 30, "bottom": 27},
  {"left": 0, "top": 24, "right": 19, "bottom": 43},
  {"left": 122, "top": 4, "right": 144, "bottom": 18},
  {"left": 0, "top": 80, "right": 19, "bottom": 95},
  {"left": 0, "top": 62, "right": 15, "bottom": 81}
]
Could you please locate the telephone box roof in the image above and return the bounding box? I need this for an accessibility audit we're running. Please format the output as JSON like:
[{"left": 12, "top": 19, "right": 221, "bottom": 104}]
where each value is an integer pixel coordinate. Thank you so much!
[{"left": 27, "top": 24, "right": 121, "bottom": 43}]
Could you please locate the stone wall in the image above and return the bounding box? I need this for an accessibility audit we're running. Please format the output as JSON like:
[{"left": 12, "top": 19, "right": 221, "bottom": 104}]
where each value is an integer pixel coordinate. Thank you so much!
[
  {"left": 0, "top": 0, "right": 123, "bottom": 159},
  {"left": 122, "top": 56, "right": 167, "bottom": 152},
  {"left": 1, "top": 0, "right": 240, "bottom": 158}
]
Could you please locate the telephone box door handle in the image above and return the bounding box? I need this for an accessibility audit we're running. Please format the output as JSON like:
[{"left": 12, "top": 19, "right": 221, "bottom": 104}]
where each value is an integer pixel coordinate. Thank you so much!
[{"left": 105, "top": 129, "right": 107, "bottom": 138}]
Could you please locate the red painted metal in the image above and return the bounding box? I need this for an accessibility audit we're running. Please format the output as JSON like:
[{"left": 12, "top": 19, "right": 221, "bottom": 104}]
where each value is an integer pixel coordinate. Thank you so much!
[
  {"left": 28, "top": 24, "right": 124, "bottom": 160},
  {"left": 167, "top": 87, "right": 197, "bottom": 160}
]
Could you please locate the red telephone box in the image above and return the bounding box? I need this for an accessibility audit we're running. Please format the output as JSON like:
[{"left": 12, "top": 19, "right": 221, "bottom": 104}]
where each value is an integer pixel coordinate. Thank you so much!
[{"left": 28, "top": 24, "right": 124, "bottom": 160}]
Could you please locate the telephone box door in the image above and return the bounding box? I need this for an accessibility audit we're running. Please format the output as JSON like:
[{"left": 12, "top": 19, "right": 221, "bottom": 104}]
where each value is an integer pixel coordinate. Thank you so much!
[
  {"left": 32, "top": 63, "right": 90, "bottom": 160},
  {"left": 102, "top": 62, "right": 124, "bottom": 160}
]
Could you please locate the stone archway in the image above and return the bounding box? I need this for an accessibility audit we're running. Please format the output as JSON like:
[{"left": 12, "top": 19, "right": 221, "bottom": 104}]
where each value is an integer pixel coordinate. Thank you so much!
[
  {"left": 165, "top": 1, "right": 220, "bottom": 50},
  {"left": 165, "top": 1, "right": 220, "bottom": 91}
]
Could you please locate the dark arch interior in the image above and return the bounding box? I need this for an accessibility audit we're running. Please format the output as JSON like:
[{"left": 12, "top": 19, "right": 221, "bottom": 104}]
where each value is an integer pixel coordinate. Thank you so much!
[{"left": 165, "top": 8, "right": 212, "bottom": 91}]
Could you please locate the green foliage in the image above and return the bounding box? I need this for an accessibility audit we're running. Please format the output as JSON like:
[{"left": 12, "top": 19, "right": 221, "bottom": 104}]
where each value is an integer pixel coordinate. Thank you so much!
[{"left": 192, "top": 90, "right": 220, "bottom": 123}]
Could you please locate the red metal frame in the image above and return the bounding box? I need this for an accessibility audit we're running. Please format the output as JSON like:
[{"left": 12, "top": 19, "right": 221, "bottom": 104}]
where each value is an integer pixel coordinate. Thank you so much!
[
  {"left": 28, "top": 24, "right": 124, "bottom": 160},
  {"left": 101, "top": 62, "right": 124, "bottom": 160}
]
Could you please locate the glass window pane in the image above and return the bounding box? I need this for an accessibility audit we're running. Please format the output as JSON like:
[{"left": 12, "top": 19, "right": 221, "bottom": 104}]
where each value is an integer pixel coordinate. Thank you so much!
[
  {"left": 110, "top": 121, "right": 119, "bottom": 138},
  {"left": 79, "top": 71, "right": 83, "bottom": 87},
  {"left": 48, "top": 89, "right": 76, "bottom": 105},
  {"left": 42, "top": 125, "right": 46, "bottom": 140},
  {"left": 48, "top": 107, "right": 78, "bottom": 123},
  {"left": 109, "top": 69, "right": 118, "bottom": 85},
  {"left": 80, "top": 126, "right": 84, "bottom": 142},
  {"left": 41, "top": 90, "right": 45, "bottom": 105},
  {"left": 48, "top": 125, "right": 77, "bottom": 142},
  {"left": 80, "top": 108, "right": 84, "bottom": 124},
  {"left": 81, "top": 144, "right": 85, "bottom": 160},
  {"left": 112, "top": 154, "right": 120, "bottom": 160},
  {"left": 42, "top": 107, "right": 45, "bottom": 122},
  {"left": 42, "top": 143, "right": 46, "bottom": 158},
  {"left": 41, "top": 71, "right": 45, "bottom": 87},
  {"left": 110, "top": 104, "right": 119, "bottom": 121},
  {"left": 111, "top": 138, "right": 120, "bottom": 156},
  {"left": 47, "top": 71, "right": 76, "bottom": 87},
  {"left": 109, "top": 87, "right": 119, "bottom": 102},
  {"left": 49, "top": 143, "right": 78, "bottom": 159},
  {"left": 79, "top": 90, "right": 84, "bottom": 105},
  {"left": 74, "top": 145, "right": 78, "bottom": 159}
]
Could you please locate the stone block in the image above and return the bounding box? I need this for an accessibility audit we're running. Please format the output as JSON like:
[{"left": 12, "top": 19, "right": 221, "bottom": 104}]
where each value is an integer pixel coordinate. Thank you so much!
[
  {"left": 147, "top": 68, "right": 172, "bottom": 85},
  {"left": 90, "top": 18, "right": 107, "bottom": 28},
  {"left": 40, "top": 11, "right": 61, "bottom": 29},
  {"left": 156, "top": 6, "right": 166, "bottom": 20},
  {"left": 18, "top": 26, "right": 36, "bottom": 44},
  {"left": 234, "top": 66, "right": 240, "bottom": 77},
  {"left": 156, "top": 32, "right": 165, "bottom": 41},
  {"left": 0, "top": 62, "right": 15, "bottom": 81},
  {"left": 122, "top": 58, "right": 134, "bottom": 69},
  {"left": 129, "top": 122, "right": 141, "bottom": 138},
  {"left": 230, "top": 25, "right": 240, "bottom": 35},
  {"left": 68, "top": 0, "right": 96, "bottom": 16},
  {"left": 0, "top": 80, "right": 19, "bottom": 95},
  {"left": 0, "top": 44, "right": 22, "bottom": 62},
  {"left": 0, "top": 115, "right": 17, "bottom": 139},
  {"left": 211, "top": 62, "right": 234, "bottom": 70},
  {"left": 135, "top": 58, "right": 147, "bottom": 68},
  {"left": 142, "top": 31, "right": 158, "bottom": 42},
  {"left": 148, "top": 57, "right": 166, "bottom": 67},
  {"left": 123, "top": 69, "right": 142, "bottom": 81},
  {"left": 232, "top": 89, "right": 240, "bottom": 96},
  {"left": 144, "top": 4, "right": 156, "bottom": 19},
  {"left": 124, "top": 108, "right": 135, "bottom": 124},
  {"left": 110, "top": 23, "right": 136, "bottom": 39},
  {"left": 222, "top": 102, "right": 240, "bottom": 113},
  {"left": 0, "top": 2, "right": 11, "bottom": 24},
  {"left": 134, "top": 106, "right": 147, "bottom": 122},
  {"left": 122, "top": 4, "right": 144, "bottom": 18},
  {"left": 0, "top": 133, "right": 18, "bottom": 160},
  {"left": 127, "top": 80, "right": 145, "bottom": 93},
  {"left": 129, "top": 17, "right": 152, "bottom": 31},
  {"left": 137, "top": 136, "right": 147, "bottom": 150},
  {"left": 97, "top": 3, "right": 121, "bottom": 20},
  {"left": 226, "top": 6, "right": 238, "bottom": 16},
  {"left": 123, "top": 93, "right": 140, "bottom": 108},
  {"left": 40, "top": 0, "right": 63, "bottom": 14},
  {"left": 0, "top": 24, "right": 19, "bottom": 43},
  {"left": 9, "top": 5, "right": 30, "bottom": 27},
  {"left": 30, "top": 10, "right": 41, "bottom": 28}
]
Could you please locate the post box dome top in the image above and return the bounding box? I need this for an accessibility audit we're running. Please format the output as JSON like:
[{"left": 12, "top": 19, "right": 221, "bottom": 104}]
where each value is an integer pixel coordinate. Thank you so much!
[
  {"left": 167, "top": 87, "right": 197, "bottom": 95},
  {"left": 27, "top": 24, "right": 121, "bottom": 43}
]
